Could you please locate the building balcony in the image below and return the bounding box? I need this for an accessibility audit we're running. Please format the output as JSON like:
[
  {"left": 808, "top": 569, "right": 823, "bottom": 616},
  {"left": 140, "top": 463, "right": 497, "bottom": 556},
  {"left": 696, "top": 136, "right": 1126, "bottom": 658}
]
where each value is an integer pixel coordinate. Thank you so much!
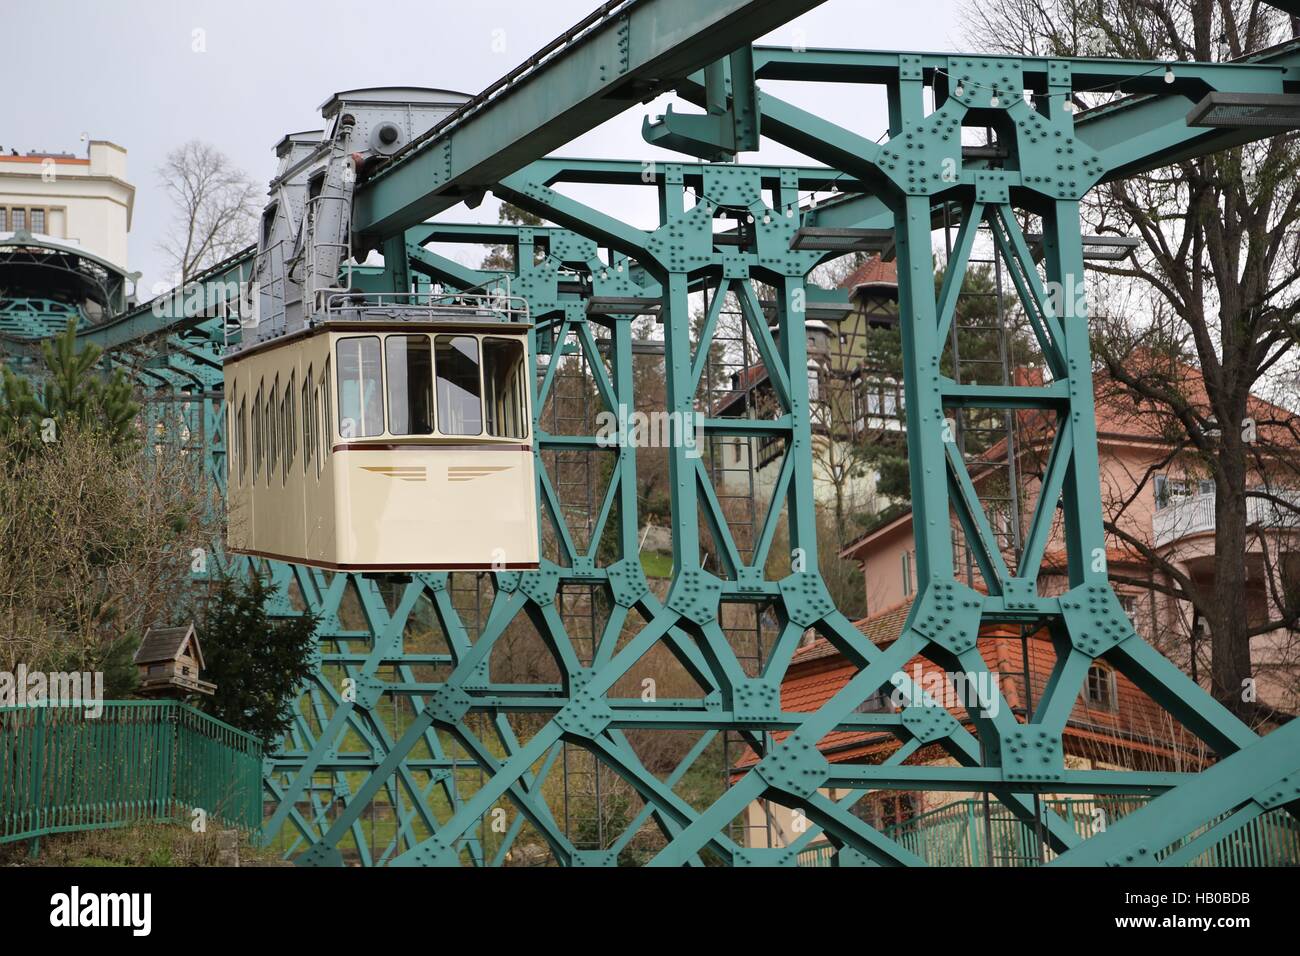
[{"left": 1152, "top": 489, "right": 1300, "bottom": 548}]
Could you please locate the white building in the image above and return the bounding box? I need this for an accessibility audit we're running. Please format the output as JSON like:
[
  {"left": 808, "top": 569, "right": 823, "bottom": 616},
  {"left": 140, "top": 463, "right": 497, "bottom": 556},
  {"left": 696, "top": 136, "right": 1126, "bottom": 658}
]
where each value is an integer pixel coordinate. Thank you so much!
[{"left": 0, "top": 141, "right": 134, "bottom": 271}]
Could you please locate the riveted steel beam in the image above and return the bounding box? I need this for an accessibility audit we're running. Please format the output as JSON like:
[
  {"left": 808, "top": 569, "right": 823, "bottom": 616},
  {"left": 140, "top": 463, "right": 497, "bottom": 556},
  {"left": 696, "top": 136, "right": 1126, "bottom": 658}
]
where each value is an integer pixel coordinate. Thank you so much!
[{"left": 351, "top": 0, "right": 828, "bottom": 240}]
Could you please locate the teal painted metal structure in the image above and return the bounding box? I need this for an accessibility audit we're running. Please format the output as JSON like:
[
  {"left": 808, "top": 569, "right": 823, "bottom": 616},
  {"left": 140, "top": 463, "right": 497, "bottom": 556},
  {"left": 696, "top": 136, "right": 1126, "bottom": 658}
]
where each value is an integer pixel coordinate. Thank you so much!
[
  {"left": 0, "top": 701, "right": 263, "bottom": 855},
  {"left": 797, "top": 797, "right": 1300, "bottom": 867},
  {"left": 1, "top": 0, "right": 1298, "bottom": 866}
]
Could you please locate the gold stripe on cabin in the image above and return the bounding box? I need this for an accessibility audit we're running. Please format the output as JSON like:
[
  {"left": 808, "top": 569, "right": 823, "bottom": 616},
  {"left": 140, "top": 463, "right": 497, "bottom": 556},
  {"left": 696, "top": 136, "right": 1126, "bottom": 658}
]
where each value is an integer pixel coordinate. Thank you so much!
[{"left": 447, "top": 466, "right": 512, "bottom": 482}]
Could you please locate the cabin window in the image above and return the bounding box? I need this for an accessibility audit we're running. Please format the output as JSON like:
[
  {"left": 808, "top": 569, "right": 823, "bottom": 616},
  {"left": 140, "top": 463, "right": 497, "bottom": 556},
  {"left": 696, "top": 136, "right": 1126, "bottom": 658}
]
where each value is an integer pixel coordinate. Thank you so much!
[
  {"left": 252, "top": 384, "right": 263, "bottom": 479},
  {"left": 483, "top": 337, "right": 528, "bottom": 439},
  {"left": 337, "top": 337, "right": 384, "bottom": 438},
  {"left": 267, "top": 381, "right": 278, "bottom": 482},
  {"left": 302, "top": 368, "right": 312, "bottom": 472},
  {"left": 227, "top": 400, "right": 236, "bottom": 483},
  {"left": 322, "top": 359, "right": 332, "bottom": 456},
  {"left": 315, "top": 379, "right": 324, "bottom": 476},
  {"left": 434, "top": 335, "right": 483, "bottom": 435},
  {"left": 237, "top": 397, "right": 247, "bottom": 485},
  {"left": 385, "top": 335, "right": 435, "bottom": 435},
  {"left": 282, "top": 375, "right": 294, "bottom": 480}
]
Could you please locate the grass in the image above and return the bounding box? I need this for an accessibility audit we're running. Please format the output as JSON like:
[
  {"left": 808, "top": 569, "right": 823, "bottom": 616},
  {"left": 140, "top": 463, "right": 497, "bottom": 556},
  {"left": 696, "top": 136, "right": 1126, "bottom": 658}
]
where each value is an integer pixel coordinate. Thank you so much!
[
  {"left": 0, "top": 817, "right": 282, "bottom": 867},
  {"left": 639, "top": 550, "right": 674, "bottom": 579}
]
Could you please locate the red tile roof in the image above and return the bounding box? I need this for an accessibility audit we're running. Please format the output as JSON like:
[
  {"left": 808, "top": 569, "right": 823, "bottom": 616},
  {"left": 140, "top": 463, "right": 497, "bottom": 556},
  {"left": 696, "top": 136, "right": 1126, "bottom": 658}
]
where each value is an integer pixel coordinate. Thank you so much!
[
  {"left": 840, "top": 255, "right": 898, "bottom": 289},
  {"left": 734, "top": 619, "right": 1206, "bottom": 773}
]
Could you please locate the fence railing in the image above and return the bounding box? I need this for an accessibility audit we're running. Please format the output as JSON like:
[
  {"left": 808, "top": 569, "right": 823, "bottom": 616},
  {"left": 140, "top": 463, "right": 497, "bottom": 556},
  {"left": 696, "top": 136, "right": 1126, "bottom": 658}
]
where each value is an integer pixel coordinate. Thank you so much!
[
  {"left": 797, "top": 796, "right": 1300, "bottom": 867},
  {"left": 1152, "top": 488, "right": 1300, "bottom": 547},
  {"left": 0, "top": 700, "right": 262, "bottom": 853}
]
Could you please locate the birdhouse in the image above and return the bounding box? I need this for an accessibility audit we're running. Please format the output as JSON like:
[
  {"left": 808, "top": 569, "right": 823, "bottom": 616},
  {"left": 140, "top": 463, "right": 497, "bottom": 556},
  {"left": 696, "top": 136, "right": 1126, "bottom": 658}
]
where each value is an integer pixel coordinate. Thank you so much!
[{"left": 134, "top": 624, "right": 216, "bottom": 698}]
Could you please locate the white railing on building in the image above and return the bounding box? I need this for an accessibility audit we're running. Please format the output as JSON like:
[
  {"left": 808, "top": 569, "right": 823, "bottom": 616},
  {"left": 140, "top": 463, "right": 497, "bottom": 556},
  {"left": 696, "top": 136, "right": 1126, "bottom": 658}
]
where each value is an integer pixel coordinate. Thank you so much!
[{"left": 1152, "top": 489, "right": 1300, "bottom": 548}]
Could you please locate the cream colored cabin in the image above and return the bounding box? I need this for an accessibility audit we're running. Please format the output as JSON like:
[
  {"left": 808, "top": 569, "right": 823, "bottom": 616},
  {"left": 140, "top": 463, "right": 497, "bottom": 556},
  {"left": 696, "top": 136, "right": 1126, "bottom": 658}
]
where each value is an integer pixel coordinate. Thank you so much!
[{"left": 224, "top": 314, "right": 539, "bottom": 571}]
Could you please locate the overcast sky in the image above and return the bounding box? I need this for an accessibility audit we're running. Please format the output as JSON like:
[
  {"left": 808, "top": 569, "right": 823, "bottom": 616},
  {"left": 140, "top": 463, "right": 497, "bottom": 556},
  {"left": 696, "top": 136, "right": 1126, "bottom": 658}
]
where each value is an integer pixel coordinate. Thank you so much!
[{"left": 6, "top": 0, "right": 966, "bottom": 293}]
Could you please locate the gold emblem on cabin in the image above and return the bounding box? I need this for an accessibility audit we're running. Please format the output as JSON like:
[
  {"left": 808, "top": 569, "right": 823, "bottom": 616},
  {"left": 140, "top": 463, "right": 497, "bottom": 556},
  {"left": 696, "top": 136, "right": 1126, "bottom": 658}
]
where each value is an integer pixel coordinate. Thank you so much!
[
  {"left": 447, "top": 465, "right": 512, "bottom": 482},
  {"left": 361, "top": 466, "right": 427, "bottom": 482}
]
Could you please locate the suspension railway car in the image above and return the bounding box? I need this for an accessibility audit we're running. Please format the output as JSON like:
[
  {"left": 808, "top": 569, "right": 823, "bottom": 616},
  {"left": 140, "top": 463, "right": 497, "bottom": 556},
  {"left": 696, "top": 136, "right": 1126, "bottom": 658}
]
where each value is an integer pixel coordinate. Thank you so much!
[{"left": 223, "top": 294, "right": 539, "bottom": 571}]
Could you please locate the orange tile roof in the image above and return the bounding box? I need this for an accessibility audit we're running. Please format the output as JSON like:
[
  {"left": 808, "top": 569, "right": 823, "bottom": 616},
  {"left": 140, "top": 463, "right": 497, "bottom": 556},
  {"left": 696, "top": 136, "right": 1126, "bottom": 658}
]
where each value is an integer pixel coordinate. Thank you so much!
[
  {"left": 840, "top": 255, "right": 898, "bottom": 289},
  {"left": 734, "top": 621, "right": 1207, "bottom": 773}
]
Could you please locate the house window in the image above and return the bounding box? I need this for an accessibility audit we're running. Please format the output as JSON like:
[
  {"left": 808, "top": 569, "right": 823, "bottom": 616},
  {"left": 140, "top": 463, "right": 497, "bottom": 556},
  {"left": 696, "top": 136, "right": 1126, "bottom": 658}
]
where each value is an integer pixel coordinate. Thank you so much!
[
  {"left": 10, "top": 209, "right": 25, "bottom": 231},
  {"left": 30, "top": 209, "right": 45, "bottom": 233},
  {"left": 856, "top": 688, "right": 896, "bottom": 714},
  {"left": 1085, "top": 662, "right": 1117, "bottom": 710},
  {"left": 866, "top": 379, "right": 882, "bottom": 415},
  {"left": 1154, "top": 474, "right": 1189, "bottom": 510},
  {"left": 901, "top": 550, "right": 914, "bottom": 597},
  {"left": 0, "top": 208, "right": 7, "bottom": 230},
  {"left": 853, "top": 792, "right": 916, "bottom": 831},
  {"left": 1118, "top": 594, "right": 1138, "bottom": 619},
  {"left": 882, "top": 377, "right": 898, "bottom": 417}
]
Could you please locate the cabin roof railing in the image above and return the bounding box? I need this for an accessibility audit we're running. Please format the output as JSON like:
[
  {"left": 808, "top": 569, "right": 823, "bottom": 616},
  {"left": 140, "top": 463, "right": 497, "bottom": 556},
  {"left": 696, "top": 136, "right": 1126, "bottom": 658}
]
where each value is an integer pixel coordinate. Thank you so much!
[{"left": 323, "top": 290, "right": 529, "bottom": 324}]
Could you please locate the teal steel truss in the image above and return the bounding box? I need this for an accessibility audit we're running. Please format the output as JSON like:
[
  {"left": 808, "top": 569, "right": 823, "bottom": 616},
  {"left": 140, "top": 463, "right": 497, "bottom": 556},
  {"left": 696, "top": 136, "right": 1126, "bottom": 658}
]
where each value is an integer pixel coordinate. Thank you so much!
[{"left": 3, "top": 1, "right": 1299, "bottom": 866}]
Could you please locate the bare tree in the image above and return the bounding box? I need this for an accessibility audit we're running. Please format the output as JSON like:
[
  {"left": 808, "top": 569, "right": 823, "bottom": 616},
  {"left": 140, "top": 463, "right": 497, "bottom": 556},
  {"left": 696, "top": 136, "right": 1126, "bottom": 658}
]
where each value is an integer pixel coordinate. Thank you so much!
[
  {"left": 962, "top": 0, "right": 1300, "bottom": 717},
  {"left": 0, "top": 418, "right": 213, "bottom": 687},
  {"left": 157, "top": 140, "right": 259, "bottom": 287}
]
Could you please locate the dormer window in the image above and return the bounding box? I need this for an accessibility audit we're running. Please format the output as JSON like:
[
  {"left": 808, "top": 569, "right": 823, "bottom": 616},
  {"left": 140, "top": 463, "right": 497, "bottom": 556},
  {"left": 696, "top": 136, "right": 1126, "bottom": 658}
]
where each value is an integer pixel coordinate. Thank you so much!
[{"left": 1085, "top": 662, "right": 1117, "bottom": 711}]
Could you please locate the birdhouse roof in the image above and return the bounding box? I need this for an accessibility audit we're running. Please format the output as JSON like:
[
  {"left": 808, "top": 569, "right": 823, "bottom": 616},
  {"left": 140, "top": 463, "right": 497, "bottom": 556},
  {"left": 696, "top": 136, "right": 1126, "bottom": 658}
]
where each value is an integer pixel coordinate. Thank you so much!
[{"left": 134, "top": 624, "right": 205, "bottom": 668}]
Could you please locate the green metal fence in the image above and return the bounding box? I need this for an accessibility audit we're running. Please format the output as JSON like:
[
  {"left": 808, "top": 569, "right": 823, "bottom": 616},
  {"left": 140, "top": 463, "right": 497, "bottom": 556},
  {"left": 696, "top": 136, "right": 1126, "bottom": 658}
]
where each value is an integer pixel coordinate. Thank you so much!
[
  {"left": 0, "top": 700, "right": 262, "bottom": 852},
  {"left": 798, "top": 797, "right": 1300, "bottom": 867}
]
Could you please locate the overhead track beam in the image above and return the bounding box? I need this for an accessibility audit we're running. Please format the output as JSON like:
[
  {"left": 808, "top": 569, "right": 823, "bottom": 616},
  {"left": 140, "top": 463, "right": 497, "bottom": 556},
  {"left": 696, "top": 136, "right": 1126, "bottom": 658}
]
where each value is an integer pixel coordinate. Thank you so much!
[{"left": 351, "top": 0, "right": 826, "bottom": 240}]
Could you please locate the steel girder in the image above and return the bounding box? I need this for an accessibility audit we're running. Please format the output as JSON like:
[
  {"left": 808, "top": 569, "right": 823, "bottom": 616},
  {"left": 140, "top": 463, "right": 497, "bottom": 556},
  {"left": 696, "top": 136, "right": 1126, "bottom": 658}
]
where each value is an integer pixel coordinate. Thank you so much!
[
  {"left": 265, "top": 160, "right": 1052, "bottom": 867},
  {"left": 6, "top": 10, "right": 1298, "bottom": 864},
  {"left": 281, "top": 51, "right": 1300, "bottom": 865},
  {"left": 638, "top": 47, "right": 1300, "bottom": 864},
  {"left": 349, "top": 0, "right": 826, "bottom": 239}
]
